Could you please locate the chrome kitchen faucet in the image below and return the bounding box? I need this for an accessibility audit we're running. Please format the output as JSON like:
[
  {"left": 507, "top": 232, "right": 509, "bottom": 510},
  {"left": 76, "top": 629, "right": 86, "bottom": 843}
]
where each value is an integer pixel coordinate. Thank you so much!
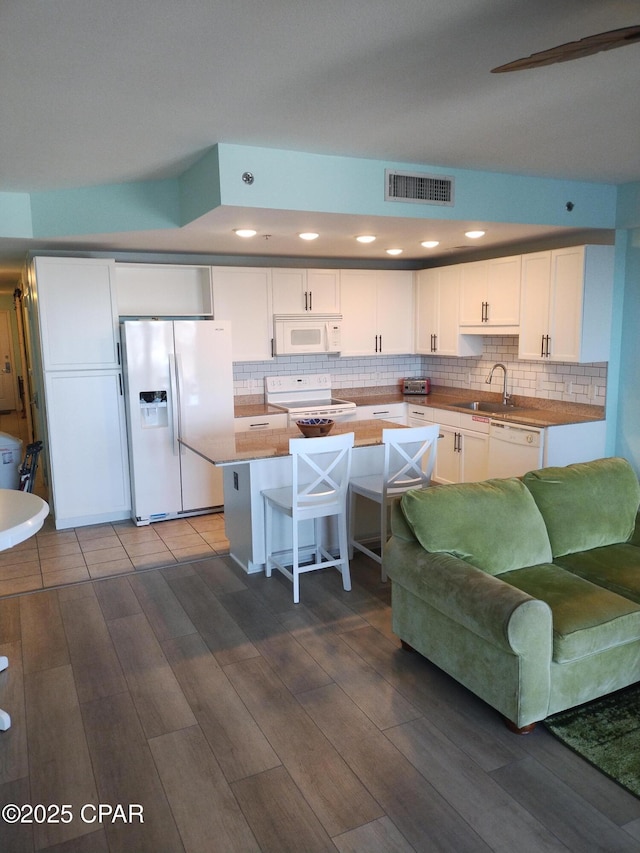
[{"left": 486, "top": 362, "right": 512, "bottom": 406}]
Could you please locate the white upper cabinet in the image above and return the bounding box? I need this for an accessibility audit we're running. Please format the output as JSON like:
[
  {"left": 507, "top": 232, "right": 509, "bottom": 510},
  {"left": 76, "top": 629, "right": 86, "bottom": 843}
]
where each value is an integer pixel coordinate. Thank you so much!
[
  {"left": 115, "top": 263, "right": 213, "bottom": 316},
  {"left": 211, "top": 267, "right": 273, "bottom": 362},
  {"left": 415, "top": 267, "right": 482, "bottom": 357},
  {"left": 35, "top": 256, "right": 120, "bottom": 370},
  {"left": 459, "top": 255, "right": 521, "bottom": 331},
  {"left": 518, "top": 245, "right": 614, "bottom": 363},
  {"left": 271, "top": 268, "right": 340, "bottom": 314},
  {"left": 340, "top": 270, "right": 414, "bottom": 356}
]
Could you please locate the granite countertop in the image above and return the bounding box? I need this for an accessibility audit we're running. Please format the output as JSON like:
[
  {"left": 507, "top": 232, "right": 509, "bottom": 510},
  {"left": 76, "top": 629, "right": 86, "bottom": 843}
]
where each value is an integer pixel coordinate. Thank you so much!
[
  {"left": 182, "top": 419, "right": 404, "bottom": 465},
  {"left": 234, "top": 384, "right": 605, "bottom": 429}
]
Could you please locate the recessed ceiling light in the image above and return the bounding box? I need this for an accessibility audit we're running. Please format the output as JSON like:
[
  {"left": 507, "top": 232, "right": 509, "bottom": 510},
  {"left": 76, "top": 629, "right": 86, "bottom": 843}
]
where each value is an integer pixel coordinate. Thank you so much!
[
  {"left": 234, "top": 228, "right": 257, "bottom": 238},
  {"left": 421, "top": 240, "right": 440, "bottom": 249},
  {"left": 299, "top": 232, "right": 319, "bottom": 240},
  {"left": 464, "top": 230, "right": 486, "bottom": 239},
  {"left": 356, "top": 235, "right": 376, "bottom": 243},
  {"left": 386, "top": 248, "right": 403, "bottom": 256}
]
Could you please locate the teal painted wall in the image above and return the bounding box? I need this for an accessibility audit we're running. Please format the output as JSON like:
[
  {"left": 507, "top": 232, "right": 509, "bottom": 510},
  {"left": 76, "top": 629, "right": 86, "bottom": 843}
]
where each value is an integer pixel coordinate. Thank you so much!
[
  {"left": 215, "top": 143, "right": 617, "bottom": 228},
  {"left": 0, "top": 192, "right": 33, "bottom": 237},
  {"left": 179, "top": 146, "right": 221, "bottom": 225},
  {"left": 0, "top": 143, "right": 620, "bottom": 240},
  {"left": 615, "top": 228, "right": 640, "bottom": 471},
  {"left": 30, "top": 180, "right": 180, "bottom": 237}
]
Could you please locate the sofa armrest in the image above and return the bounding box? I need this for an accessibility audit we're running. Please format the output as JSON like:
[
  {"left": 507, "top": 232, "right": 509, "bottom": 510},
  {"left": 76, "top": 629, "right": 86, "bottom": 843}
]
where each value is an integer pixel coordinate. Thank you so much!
[
  {"left": 628, "top": 511, "right": 640, "bottom": 547},
  {"left": 384, "top": 536, "right": 552, "bottom": 655}
]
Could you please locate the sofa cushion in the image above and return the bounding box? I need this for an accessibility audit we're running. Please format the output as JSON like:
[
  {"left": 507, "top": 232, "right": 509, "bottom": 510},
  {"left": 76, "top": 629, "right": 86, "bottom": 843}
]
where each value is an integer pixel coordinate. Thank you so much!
[
  {"left": 400, "top": 478, "right": 552, "bottom": 575},
  {"left": 554, "top": 543, "right": 640, "bottom": 604},
  {"left": 499, "top": 563, "right": 640, "bottom": 663},
  {"left": 522, "top": 457, "right": 640, "bottom": 558}
]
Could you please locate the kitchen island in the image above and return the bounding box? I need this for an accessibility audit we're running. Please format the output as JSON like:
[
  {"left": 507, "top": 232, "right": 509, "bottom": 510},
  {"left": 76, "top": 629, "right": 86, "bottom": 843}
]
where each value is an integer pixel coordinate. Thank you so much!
[{"left": 181, "top": 419, "right": 404, "bottom": 573}]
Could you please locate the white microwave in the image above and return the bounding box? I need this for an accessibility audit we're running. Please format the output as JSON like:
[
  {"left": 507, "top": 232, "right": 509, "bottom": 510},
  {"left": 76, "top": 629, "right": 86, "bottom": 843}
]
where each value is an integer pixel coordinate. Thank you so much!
[{"left": 273, "top": 314, "right": 342, "bottom": 355}]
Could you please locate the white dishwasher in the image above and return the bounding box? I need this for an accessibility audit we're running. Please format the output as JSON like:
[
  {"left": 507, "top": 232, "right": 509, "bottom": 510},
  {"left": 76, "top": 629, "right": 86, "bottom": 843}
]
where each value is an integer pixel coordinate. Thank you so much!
[{"left": 488, "top": 421, "right": 544, "bottom": 478}]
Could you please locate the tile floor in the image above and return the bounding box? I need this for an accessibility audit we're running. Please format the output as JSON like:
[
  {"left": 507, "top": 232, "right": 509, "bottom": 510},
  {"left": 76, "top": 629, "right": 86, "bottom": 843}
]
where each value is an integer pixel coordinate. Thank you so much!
[{"left": 0, "top": 410, "right": 230, "bottom": 598}]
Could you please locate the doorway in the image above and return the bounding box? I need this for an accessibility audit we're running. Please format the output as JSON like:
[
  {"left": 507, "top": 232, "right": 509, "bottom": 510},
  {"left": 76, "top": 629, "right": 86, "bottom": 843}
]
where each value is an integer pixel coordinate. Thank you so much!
[{"left": 0, "top": 310, "right": 17, "bottom": 412}]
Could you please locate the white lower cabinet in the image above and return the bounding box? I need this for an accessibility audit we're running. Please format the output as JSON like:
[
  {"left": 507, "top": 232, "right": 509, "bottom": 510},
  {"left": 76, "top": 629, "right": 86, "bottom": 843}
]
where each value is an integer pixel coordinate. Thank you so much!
[
  {"left": 43, "top": 370, "right": 131, "bottom": 528},
  {"left": 234, "top": 413, "right": 288, "bottom": 432},
  {"left": 407, "top": 405, "right": 434, "bottom": 427},
  {"left": 433, "top": 410, "right": 489, "bottom": 485},
  {"left": 355, "top": 403, "right": 406, "bottom": 423}
]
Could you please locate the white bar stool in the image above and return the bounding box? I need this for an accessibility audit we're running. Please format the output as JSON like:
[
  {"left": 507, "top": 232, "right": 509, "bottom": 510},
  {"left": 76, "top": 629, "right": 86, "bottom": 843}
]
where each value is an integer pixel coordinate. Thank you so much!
[
  {"left": 262, "top": 432, "right": 354, "bottom": 603},
  {"left": 348, "top": 424, "right": 439, "bottom": 580}
]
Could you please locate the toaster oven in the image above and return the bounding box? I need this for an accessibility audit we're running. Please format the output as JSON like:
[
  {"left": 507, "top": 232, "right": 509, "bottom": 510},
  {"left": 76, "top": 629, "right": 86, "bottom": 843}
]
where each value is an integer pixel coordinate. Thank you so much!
[{"left": 403, "top": 377, "right": 431, "bottom": 395}]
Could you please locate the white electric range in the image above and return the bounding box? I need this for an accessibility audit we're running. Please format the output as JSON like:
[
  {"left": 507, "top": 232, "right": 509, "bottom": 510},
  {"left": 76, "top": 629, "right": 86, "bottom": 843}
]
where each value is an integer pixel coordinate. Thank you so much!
[{"left": 265, "top": 374, "right": 357, "bottom": 425}]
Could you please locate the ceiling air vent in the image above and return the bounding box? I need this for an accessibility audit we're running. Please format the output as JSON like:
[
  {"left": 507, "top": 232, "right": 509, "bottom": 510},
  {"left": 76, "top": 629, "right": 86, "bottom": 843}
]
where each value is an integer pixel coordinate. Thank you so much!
[{"left": 385, "top": 169, "right": 454, "bottom": 206}]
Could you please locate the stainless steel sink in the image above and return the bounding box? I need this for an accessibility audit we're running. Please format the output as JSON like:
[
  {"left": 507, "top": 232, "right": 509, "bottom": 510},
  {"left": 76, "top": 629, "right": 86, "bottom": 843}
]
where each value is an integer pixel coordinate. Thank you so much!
[{"left": 452, "top": 400, "right": 526, "bottom": 415}]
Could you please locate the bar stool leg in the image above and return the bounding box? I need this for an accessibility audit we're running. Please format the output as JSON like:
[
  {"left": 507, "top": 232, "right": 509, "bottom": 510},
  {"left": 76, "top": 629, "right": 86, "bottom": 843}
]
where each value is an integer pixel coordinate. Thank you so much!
[{"left": 0, "top": 655, "right": 11, "bottom": 731}]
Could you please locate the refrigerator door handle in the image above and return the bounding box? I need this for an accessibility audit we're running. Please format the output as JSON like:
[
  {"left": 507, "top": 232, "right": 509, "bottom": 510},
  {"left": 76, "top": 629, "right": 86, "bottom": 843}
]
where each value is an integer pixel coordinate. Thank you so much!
[{"left": 168, "top": 353, "right": 181, "bottom": 456}]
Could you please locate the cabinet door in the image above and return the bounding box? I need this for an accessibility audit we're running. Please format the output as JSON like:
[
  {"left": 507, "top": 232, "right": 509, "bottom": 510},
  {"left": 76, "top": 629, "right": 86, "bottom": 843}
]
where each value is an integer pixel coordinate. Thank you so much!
[
  {"left": 35, "top": 257, "right": 119, "bottom": 370},
  {"left": 459, "top": 261, "right": 488, "bottom": 325},
  {"left": 415, "top": 269, "right": 437, "bottom": 354},
  {"left": 459, "top": 429, "right": 489, "bottom": 483},
  {"left": 340, "top": 271, "right": 377, "bottom": 355},
  {"left": 44, "top": 370, "right": 130, "bottom": 526},
  {"left": 307, "top": 269, "right": 340, "bottom": 313},
  {"left": 433, "top": 425, "right": 460, "bottom": 484},
  {"left": 271, "top": 269, "right": 340, "bottom": 313},
  {"left": 518, "top": 252, "right": 552, "bottom": 360},
  {"left": 437, "top": 266, "right": 467, "bottom": 355},
  {"left": 487, "top": 255, "right": 521, "bottom": 325},
  {"left": 271, "top": 269, "right": 306, "bottom": 313},
  {"left": 548, "top": 247, "right": 585, "bottom": 363},
  {"left": 212, "top": 267, "right": 273, "bottom": 361},
  {"left": 376, "top": 271, "right": 414, "bottom": 354}
]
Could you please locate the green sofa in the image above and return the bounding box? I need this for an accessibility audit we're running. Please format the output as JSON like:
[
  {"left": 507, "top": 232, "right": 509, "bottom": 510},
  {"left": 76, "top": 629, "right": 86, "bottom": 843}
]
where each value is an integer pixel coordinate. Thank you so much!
[{"left": 384, "top": 457, "right": 640, "bottom": 732}]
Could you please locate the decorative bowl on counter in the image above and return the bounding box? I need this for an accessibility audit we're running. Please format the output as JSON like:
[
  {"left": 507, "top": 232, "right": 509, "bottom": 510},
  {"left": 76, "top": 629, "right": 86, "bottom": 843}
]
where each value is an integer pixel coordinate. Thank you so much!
[{"left": 296, "top": 418, "right": 335, "bottom": 438}]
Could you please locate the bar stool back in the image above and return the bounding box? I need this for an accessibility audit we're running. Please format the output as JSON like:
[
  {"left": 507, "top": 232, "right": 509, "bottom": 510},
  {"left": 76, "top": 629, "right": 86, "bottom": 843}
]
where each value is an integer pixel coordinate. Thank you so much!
[{"left": 262, "top": 431, "right": 354, "bottom": 603}]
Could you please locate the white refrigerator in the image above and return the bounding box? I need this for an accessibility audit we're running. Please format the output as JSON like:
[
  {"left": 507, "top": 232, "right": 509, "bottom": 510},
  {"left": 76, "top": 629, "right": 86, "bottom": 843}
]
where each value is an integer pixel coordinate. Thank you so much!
[{"left": 121, "top": 319, "right": 233, "bottom": 525}]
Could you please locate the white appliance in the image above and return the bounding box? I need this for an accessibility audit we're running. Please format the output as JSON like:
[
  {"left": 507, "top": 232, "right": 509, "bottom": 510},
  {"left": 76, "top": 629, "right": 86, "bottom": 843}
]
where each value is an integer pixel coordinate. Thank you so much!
[
  {"left": 265, "top": 373, "right": 356, "bottom": 425},
  {"left": 487, "top": 421, "right": 543, "bottom": 478},
  {"left": 121, "top": 319, "right": 233, "bottom": 525},
  {"left": 273, "top": 314, "right": 342, "bottom": 355}
]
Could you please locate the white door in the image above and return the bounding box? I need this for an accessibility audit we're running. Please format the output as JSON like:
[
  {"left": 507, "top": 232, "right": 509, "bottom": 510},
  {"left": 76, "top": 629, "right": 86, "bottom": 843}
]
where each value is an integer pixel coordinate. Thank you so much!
[
  {"left": 459, "top": 261, "right": 488, "bottom": 325},
  {"left": 459, "top": 429, "right": 489, "bottom": 482},
  {"left": 433, "top": 426, "right": 460, "bottom": 484},
  {"left": 306, "top": 269, "right": 340, "bottom": 313},
  {"left": 487, "top": 255, "right": 521, "bottom": 326},
  {"left": 0, "top": 311, "right": 17, "bottom": 411},
  {"left": 35, "top": 257, "right": 119, "bottom": 370},
  {"left": 271, "top": 269, "right": 306, "bottom": 313},
  {"left": 518, "top": 252, "right": 552, "bottom": 360},
  {"left": 340, "top": 271, "right": 377, "bottom": 355},
  {"left": 376, "top": 271, "right": 414, "bottom": 354},
  {"left": 211, "top": 267, "right": 273, "bottom": 361},
  {"left": 174, "top": 321, "right": 233, "bottom": 510},
  {"left": 44, "top": 370, "right": 130, "bottom": 525},
  {"left": 549, "top": 247, "right": 584, "bottom": 363},
  {"left": 122, "top": 321, "right": 182, "bottom": 521}
]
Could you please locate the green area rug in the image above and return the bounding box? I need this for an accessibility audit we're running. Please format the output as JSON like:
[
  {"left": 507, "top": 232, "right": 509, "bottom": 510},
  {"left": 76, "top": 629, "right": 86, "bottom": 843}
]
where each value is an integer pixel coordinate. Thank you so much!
[{"left": 545, "top": 684, "right": 640, "bottom": 798}]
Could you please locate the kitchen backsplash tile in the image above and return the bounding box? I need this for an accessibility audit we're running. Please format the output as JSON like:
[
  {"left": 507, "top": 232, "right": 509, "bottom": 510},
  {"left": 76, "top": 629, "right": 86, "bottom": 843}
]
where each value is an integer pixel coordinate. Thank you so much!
[{"left": 233, "top": 335, "right": 607, "bottom": 405}]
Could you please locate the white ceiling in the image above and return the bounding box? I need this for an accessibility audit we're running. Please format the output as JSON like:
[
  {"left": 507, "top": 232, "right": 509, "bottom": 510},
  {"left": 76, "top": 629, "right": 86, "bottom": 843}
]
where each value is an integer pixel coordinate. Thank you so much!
[{"left": 0, "top": 0, "right": 637, "bottom": 285}]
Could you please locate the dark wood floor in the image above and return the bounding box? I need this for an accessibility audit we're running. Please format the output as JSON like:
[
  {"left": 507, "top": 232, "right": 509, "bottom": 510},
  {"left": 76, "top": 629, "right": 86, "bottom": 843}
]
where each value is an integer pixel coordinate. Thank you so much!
[{"left": 1, "top": 553, "right": 639, "bottom": 853}]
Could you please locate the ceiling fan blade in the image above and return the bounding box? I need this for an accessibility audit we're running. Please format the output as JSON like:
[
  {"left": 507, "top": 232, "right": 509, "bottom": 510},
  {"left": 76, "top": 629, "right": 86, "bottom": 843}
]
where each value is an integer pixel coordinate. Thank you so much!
[{"left": 491, "top": 25, "right": 640, "bottom": 72}]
